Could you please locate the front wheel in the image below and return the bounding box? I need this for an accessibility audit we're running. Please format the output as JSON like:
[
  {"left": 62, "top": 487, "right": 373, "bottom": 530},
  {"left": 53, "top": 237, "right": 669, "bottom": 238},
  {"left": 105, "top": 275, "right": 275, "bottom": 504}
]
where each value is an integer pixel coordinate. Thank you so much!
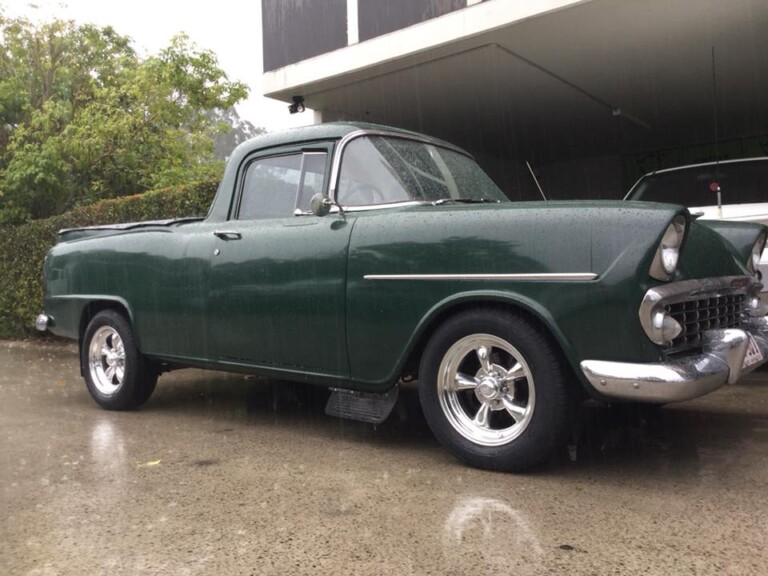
[
  {"left": 81, "top": 310, "right": 158, "bottom": 410},
  {"left": 419, "top": 309, "right": 573, "bottom": 471}
]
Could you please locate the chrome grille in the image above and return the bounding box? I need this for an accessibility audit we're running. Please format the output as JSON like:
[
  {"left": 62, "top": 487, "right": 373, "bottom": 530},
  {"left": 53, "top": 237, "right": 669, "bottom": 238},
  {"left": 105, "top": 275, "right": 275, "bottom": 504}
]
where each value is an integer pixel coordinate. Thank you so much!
[{"left": 665, "top": 294, "right": 748, "bottom": 351}]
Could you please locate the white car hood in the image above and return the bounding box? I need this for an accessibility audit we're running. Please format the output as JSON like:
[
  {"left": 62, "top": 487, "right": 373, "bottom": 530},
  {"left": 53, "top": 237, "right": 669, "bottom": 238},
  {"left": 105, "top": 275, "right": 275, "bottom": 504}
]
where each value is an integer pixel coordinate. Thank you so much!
[
  {"left": 690, "top": 203, "right": 768, "bottom": 284},
  {"left": 692, "top": 203, "right": 768, "bottom": 224}
]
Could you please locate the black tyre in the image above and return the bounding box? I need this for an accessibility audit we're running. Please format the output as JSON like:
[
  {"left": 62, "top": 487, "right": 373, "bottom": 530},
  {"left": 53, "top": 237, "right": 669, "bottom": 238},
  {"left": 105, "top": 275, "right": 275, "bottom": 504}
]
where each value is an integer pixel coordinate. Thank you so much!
[
  {"left": 419, "top": 309, "right": 573, "bottom": 471},
  {"left": 81, "top": 310, "right": 158, "bottom": 410}
]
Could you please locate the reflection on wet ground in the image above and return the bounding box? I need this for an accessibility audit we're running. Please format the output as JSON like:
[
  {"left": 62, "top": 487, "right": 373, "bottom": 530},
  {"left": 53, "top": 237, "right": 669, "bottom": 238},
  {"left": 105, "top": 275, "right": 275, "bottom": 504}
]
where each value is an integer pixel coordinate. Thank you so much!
[{"left": 1, "top": 340, "right": 767, "bottom": 575}]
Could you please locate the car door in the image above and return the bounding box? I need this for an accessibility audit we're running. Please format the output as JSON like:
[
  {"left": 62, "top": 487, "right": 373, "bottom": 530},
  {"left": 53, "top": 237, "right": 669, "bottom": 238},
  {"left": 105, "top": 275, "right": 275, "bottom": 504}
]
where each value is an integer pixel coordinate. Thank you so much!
[{"left": 207, "top": 144, "right": 353, "bottom": 380}]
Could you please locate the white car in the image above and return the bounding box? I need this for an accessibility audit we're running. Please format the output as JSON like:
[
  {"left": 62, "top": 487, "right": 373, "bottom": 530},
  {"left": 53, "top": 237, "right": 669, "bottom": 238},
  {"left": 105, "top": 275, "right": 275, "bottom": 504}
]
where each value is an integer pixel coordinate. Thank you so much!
[{"left": 626, "top": 157, "right": 768, "bottom": 288}]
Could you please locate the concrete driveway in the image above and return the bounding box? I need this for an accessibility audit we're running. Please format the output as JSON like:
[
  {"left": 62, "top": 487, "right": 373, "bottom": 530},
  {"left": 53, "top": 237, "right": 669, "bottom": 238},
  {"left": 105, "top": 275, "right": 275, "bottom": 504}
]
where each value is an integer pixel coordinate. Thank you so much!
[{"left": 2, "top": 340, "right": 767, "bottom": 575}]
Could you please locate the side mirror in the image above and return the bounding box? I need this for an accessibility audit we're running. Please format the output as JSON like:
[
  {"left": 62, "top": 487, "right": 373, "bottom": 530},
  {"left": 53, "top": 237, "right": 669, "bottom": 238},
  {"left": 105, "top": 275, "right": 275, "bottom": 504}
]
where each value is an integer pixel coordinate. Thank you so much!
[{"left": 309, "top": 193, "right": 333, "bottom": 217}]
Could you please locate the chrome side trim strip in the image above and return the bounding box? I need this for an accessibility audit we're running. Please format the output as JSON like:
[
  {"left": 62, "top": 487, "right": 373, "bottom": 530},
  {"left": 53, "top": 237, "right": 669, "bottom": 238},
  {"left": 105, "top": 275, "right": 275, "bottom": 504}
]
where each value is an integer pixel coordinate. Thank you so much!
[{"left": 363, "top": 273, "right": 597, "bottom": 281}]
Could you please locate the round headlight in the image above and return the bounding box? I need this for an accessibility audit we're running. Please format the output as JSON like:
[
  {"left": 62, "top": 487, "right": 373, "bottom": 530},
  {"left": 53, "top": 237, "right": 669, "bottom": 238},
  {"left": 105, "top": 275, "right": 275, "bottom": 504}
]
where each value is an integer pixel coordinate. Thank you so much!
[
  {"left": 651, "top": 216, "right": 686, "bottom": 280},
  {"left": 660, "top": 234, "right": 681, "bottom": 273},
  {"left": 748, "top": 233, "right": 766, "bottom": 276}
]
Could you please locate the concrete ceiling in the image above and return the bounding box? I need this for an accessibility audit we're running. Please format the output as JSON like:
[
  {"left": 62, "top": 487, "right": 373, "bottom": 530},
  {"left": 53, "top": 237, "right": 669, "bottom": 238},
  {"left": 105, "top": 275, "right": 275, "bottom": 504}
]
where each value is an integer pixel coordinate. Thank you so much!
[{"left": 265, "top": 0, "right": 768, "bottom": 166}]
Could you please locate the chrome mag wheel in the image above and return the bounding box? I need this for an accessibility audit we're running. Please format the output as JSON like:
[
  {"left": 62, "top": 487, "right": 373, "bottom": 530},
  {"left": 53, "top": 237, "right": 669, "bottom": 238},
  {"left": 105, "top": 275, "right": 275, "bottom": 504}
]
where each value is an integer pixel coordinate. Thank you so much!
[
  {"left": 82, "top": 310, "right": 158, "bottom": 410},
  {"left": 88, "top": 326, "right": 126, "bottom": 395},
  {"left": 437, "top": 333, "right": 536, "bottom": 447},
  {"left": 420, "top": 310, "right": 571, "bottom": 471}
]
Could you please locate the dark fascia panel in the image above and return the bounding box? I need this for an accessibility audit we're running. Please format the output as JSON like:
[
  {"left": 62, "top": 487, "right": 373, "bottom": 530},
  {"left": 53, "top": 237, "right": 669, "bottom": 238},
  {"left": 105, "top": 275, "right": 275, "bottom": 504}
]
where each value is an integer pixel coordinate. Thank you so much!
[
  {"left": 358, "top": 0, "right": 467, "bottom": 42},
  {"left": 263, "top": 0, "right": 348, "bottom": 72}
]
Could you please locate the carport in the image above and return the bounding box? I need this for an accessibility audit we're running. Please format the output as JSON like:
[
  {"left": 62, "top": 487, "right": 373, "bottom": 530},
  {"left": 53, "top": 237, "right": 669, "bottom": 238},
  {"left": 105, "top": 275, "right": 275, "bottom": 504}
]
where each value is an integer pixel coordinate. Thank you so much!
[{"left": 262, "top": 0, "right": 768, "bottom": 199}]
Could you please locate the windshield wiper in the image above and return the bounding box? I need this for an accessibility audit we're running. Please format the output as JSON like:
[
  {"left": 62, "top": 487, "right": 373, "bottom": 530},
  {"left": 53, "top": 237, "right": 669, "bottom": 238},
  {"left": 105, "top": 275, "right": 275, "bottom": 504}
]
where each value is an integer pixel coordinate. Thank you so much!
[{"left": 430, "top": 198, "right": 500, "bottom": 206}]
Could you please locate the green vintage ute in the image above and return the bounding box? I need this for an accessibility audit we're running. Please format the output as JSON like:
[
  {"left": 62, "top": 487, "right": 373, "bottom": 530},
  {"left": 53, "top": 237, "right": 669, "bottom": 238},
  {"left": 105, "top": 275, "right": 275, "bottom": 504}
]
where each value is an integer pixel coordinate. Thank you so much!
[{"left": 37, "top": 123, "right": 768, "bottom": 471}]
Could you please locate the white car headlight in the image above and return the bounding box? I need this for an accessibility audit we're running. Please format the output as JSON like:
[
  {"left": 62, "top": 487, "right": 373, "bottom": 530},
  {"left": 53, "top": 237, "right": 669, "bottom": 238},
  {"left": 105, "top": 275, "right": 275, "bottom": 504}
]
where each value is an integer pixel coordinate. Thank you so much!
[
  {"left": 747, "top": 232, "right": 766, "bottom": 276},
  {"left": 650, "top": 215, "right": 686, "bottom": 281}
]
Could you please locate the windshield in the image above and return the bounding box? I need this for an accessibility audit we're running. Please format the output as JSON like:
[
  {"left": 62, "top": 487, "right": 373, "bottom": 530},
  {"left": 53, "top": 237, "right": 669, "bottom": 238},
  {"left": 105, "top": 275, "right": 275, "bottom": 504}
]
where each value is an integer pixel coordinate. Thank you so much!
[
  {"left": 336, "top": 135, "right": 509, "bottom": 206},
  {"left": 629, "top": 160, "right": 768, "bottom": 206}
]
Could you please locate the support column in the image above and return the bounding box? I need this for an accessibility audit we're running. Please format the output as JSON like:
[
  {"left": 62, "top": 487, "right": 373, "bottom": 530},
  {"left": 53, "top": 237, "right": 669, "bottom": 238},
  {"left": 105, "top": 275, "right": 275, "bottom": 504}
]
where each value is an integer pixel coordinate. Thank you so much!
[{"left": 347, "top": 0, "right": 359, "bottom": 45}]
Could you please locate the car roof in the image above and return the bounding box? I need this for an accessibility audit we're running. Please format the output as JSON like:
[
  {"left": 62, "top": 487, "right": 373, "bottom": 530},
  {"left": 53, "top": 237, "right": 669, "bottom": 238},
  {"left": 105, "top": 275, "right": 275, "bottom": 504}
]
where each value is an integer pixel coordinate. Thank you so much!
[{"left": 232, "top": 121, "right": 459, "bottom": 156}]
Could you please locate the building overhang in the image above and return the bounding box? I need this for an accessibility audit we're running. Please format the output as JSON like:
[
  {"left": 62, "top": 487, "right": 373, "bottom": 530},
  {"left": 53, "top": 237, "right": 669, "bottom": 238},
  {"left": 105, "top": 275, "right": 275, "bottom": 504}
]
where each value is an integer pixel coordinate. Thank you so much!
[{"left": 262, "top": 0, "right": 768, "bottom": 163}]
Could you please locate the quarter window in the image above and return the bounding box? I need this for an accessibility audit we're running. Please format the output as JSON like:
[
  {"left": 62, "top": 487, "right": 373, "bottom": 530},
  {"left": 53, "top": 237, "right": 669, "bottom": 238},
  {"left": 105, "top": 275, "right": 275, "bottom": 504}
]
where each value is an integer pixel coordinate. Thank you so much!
[{"left": 296, "top": 152, "right": 328, "bottom": 212}]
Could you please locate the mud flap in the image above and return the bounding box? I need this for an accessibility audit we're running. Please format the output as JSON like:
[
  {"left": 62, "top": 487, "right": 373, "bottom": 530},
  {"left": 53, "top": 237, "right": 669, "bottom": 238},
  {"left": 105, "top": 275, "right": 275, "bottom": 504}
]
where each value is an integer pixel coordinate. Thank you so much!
[{"left": 325, "top": 386, "right": 399, "bottom": 424}]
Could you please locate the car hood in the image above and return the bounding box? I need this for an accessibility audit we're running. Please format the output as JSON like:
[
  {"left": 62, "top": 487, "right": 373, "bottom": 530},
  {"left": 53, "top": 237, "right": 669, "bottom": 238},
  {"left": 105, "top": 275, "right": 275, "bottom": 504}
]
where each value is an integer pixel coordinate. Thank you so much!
[{"left": 348, "top": 200, "right": 747, "bottom": 282}]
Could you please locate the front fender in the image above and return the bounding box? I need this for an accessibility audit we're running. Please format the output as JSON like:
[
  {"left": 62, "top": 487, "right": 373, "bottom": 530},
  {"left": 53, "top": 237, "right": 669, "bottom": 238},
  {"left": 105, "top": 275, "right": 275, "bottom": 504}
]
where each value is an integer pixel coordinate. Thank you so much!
[
  {"left": 344, "top": 203, "right": 689, "bottom": 392},
  {"left": 696, "top": 220, "right": 766, "bottom": 270}
]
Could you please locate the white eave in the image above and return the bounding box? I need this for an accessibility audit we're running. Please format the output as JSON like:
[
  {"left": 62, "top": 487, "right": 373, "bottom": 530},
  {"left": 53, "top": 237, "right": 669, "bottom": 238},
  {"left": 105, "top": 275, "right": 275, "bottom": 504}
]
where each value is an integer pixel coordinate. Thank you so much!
[{"left": 262, "top": 0, "right": 589, "bottom": 99}]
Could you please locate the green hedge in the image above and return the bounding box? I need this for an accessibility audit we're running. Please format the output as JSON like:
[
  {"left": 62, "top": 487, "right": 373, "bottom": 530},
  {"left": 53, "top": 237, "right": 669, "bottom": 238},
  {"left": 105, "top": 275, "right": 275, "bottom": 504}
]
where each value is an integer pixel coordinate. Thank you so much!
[{"left": 0, "top": 180, "right": 218, "bottom": 339}]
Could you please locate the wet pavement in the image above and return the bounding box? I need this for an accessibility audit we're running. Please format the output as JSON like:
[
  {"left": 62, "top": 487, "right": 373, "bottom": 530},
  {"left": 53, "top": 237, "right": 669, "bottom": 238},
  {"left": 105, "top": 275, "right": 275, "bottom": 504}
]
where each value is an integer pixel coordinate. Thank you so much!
[{"left": 1, "top": 340, "right": 767, "bottom": 576}]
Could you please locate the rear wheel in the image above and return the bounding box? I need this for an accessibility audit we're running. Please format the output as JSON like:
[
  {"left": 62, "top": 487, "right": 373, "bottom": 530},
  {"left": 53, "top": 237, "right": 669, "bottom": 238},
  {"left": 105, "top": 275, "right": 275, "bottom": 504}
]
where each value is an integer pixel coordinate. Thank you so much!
[
  {"left": 419, "top": 309, "right": 573, "bottom": 471},
  {"left": 81, "top": 310, "right": 157, "bottom": 410}
]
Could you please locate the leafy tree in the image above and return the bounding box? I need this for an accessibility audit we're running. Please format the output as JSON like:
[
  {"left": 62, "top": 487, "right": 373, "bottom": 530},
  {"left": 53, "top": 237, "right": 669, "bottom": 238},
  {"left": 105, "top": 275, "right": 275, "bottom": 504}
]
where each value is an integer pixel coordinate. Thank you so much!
[
  {"left": 0, "top": 15, "right": 249, "bottom": 224},
  {"left": 210, "top": 107, "right": 266, "bottom": 160}
]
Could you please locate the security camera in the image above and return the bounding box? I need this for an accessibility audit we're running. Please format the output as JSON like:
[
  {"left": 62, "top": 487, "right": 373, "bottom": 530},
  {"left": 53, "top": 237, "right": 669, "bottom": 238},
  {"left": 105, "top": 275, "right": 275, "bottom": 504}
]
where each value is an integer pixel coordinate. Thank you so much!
[{"left": 288, "top": 96, "right": 305, "bottom": 114}]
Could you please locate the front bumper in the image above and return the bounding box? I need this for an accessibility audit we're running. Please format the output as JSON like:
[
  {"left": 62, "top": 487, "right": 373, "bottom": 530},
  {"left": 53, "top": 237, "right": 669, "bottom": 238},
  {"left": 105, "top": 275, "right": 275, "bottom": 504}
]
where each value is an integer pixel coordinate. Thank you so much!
[{"left": 580, "top": 322, "right": 768, "bottom": 403}]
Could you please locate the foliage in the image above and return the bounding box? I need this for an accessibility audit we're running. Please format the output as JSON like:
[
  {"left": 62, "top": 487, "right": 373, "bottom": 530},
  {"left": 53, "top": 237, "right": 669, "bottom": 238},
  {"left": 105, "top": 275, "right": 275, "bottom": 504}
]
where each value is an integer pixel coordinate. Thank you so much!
[
  {"left": 210, "top": 107, "right": 266, "bottom": 160},
  {"left": 0, "top": 180, "right": 218, "bottom": 339},
  {"left": 0, "top": 15, "right": 248, "bottom": 224}
]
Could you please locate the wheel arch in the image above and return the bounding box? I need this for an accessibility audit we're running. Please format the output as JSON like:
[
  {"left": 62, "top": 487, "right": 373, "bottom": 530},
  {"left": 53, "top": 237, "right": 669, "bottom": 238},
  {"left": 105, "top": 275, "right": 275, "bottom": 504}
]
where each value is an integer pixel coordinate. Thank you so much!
[
  {"left": 399, "top": 292, "right": 582, "bottom": 388},
  {"left": 79, "top": 298, "right": 134, "bottom": 340},
  {"left": 78, "top": 298, "right": 159, "bottom": 410},
  {"left": 77, "top": 298, "right": 137, "bottom": 375}
]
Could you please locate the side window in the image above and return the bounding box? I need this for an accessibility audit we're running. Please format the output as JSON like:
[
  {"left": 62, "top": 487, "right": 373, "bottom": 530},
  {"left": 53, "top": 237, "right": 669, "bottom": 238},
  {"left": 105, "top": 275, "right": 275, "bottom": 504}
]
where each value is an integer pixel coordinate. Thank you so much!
[
  {"left": 237, "top": 151, "right": 328, "bottom": 220},
  {"left": 239, "top": 154, "right": 302, "bottom": 220}
]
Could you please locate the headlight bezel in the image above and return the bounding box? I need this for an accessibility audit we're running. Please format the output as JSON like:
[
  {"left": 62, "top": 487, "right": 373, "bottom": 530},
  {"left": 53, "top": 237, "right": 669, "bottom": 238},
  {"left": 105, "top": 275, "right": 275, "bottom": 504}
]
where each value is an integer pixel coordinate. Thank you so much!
[{"left": 649, "top": 215, "right": 687, "bottom": 281}]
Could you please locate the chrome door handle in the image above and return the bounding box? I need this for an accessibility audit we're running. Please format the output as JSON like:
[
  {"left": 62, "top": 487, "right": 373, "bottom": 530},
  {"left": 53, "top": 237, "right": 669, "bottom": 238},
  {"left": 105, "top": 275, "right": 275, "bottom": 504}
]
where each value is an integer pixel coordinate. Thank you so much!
[{"left": 213, "top": 230, "right": 242, "bottom": 240}]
